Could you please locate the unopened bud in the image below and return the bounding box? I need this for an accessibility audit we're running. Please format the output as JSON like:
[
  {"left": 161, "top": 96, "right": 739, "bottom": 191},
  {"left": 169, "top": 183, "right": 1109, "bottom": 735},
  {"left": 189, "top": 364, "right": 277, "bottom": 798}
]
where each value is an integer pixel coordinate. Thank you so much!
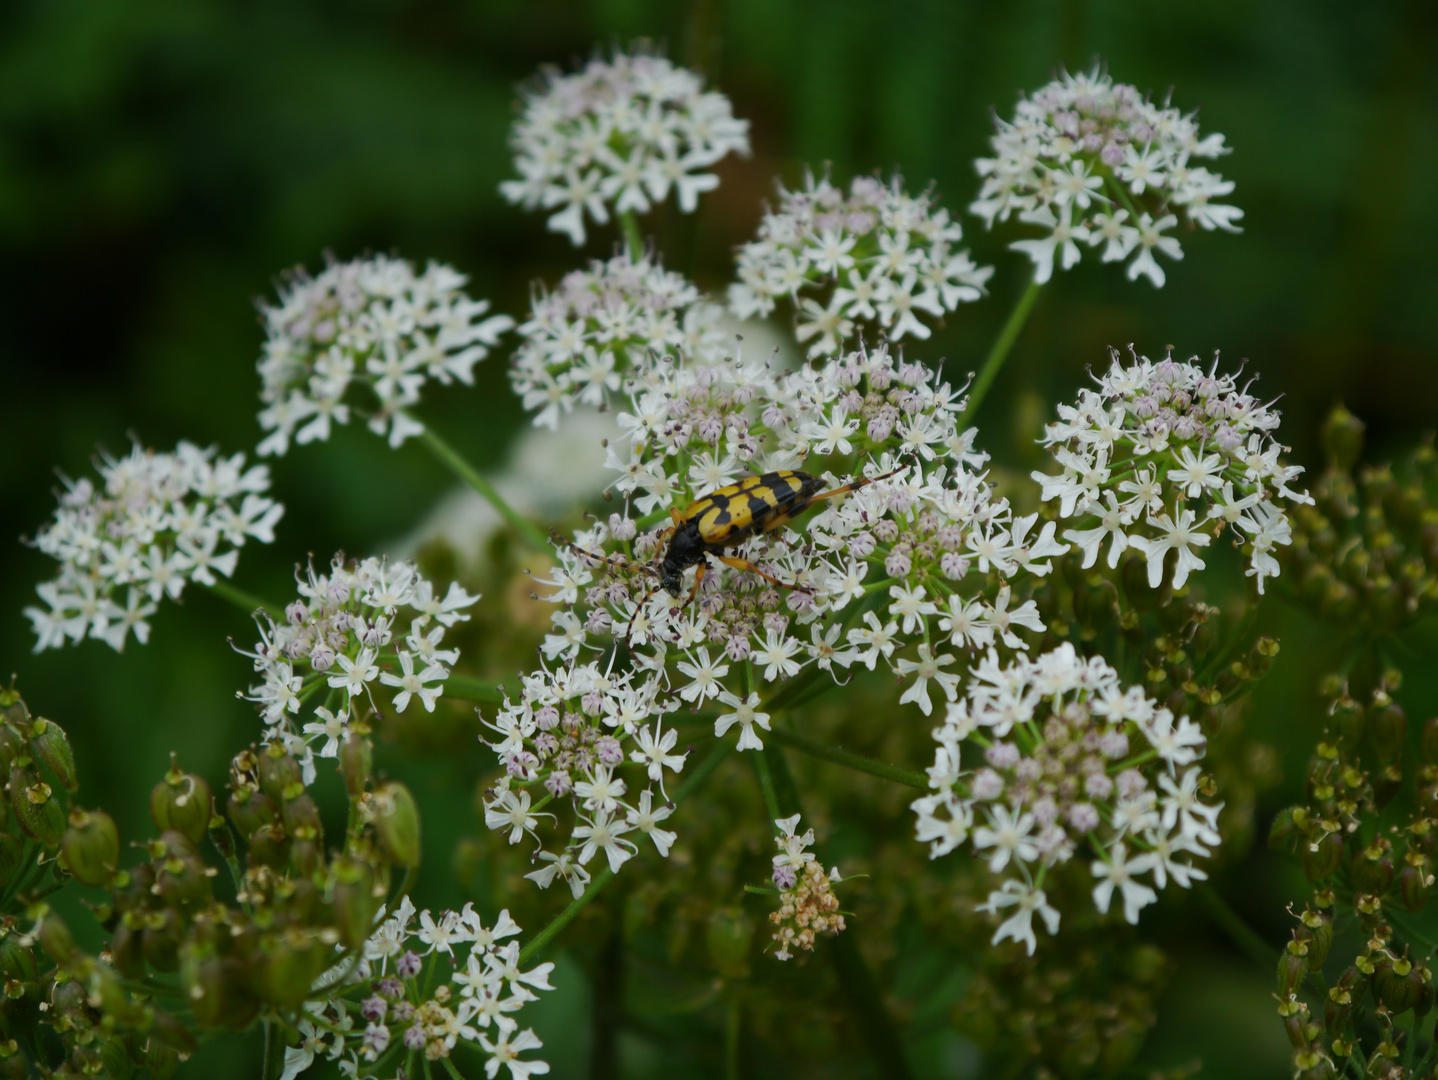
[
  {"left": 371, "top": 782, "right": 421, "bottom": 868},
  {"left": 28, "top": 719, "right": 77, "bottom": 793},
  {"left": 61, "top": 808, "right": 119, "bottom": 887},
  {"left": 150, "top": 755, "right": 214, "bottom": 846},
  {"left": 7, "top": 767, "right": 63, "bottom": 847}
]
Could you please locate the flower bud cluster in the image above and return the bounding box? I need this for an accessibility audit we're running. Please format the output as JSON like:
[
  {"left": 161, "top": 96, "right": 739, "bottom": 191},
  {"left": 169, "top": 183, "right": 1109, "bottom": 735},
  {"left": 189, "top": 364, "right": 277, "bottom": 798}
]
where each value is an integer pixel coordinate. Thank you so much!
[
  {"left": 237, "top": 554, "right": 478, "bottom": 780},
  {"left": 1285, "top": 406, "right": 1438, "bottom": 632},
  {"left": 24, "top": 441, "right": 283, "bottom": 653},
  {"left": 511, "top": 250, "right": 726, "bottom": 428},
  {"left": 1269, "top": 672, "right": 1438, "bottom": 1075},
  {"left": 286, "top": 896, "right": 555, "bottom": 1077},
  {"left": 913, "top": 642, "right": 1220, "bottom": 954},
  {"left": 972, "top": 65, "right": 1240, "bottom": 287},
  {"left": 768, "top": 815, "right": 846, "bottom": 961},
  {"left": 500, "top": 44, "right": 751, "bottom": 246},
  {"left": 1034, "top": 346, "right": 1310, "bottom": 594},
  {"left": 729, "top": 170, "right": 992, "bottom": 352},
  {"left": 256, "top": 254, "right": 513, "bottom": 455}
]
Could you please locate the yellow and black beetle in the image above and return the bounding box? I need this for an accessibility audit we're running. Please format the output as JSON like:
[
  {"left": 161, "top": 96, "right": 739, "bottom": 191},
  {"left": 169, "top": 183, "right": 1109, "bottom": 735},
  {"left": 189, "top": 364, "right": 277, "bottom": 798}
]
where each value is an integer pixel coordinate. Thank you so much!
[{"left": 556, "top": 465, "right": 902, "bottom": 611}]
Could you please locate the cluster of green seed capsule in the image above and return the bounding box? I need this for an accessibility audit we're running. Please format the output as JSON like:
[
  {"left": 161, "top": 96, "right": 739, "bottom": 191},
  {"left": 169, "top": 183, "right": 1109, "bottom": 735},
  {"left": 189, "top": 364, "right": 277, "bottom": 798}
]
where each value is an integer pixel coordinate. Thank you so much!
[
  {"left": 1270, "top": 672, "right": 1438, "bottom": 1080},
  {"left": 1285, "top": 406, "right": 1438, "bottom": 635}
]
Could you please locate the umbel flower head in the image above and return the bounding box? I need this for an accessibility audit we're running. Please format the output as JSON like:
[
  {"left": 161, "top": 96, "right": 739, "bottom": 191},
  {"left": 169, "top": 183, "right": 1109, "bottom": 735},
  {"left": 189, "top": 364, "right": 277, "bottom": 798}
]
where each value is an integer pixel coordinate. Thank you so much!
[
  {"left": 730, "top": 170, "right": 993, "bottom": 354},
  {"left": 769, "top": 815, "right": 847, "bottom": 961},
  {"left": 500, "top": 44, "right": 751, "bottom": 246},
  {"left": 972, "top": 66, "right": 1241, "bottom": 287},
  {"left": 289, "top": 896, "right": 555, "bottom": 1078},
  {"left": 913, "top": 642, "right": 1222, "bottom": 955},
  {"left": 511, "top": 249, "right": 726, "bottom": 429},
  {"left": 1033, "top": 346, "right": 1312, "bottom": 594},
  {"left": 256, "top": 253, "right": 513, "bottom": 456},
  {"left": 25, "top": 441, "right": 283, "bottom": 653},
  {"left": 236, "top": 553, "right": 478, "bottom": 781},
  {"left": 482, "top": 338, "right": 1065, "bottom": 894}
]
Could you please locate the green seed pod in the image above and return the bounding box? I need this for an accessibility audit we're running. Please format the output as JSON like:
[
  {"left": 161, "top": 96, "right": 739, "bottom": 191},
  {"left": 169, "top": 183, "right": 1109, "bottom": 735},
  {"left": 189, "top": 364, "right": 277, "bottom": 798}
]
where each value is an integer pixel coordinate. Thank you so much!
[
  {"left": 143, "top": 910, "right": 183, "bottom": 973},
  {"left": 226, "top": 789, "right": 278, "bottom": 841},
  {"left": 148, "top": 1008, "right": 198, "bottom": 1053},
  {"left": 281, "top": 794, "right": 323, "bottom": 844},
  {"left": 142, "top": 1033, "right": 183, "bottom": 1080},
  {"left": 340, "top": 734, "right": 372, "bottom": 798},
  {"left": 0, "top": 727, "right": 25, "bottom": 776},
  {"left": 1401, "top": 862, "right": 1432, "bottom": 912},
  {"left": 61, "top": 808, "right": 119, "bottom": 887},
  {"left": 1097, "top": 1014, "right": 1147, "bottom": 1075},
  {"left": 245, "top": 824, "right": 290, "bottom": 871},
  {"left": 1304, "top": 832, "right": 1344, "bottom": 882},
  {"left": 706, "top": 907, "right": 754, "bottom": 980},
  {"left": 1278, "top": 940, "right": 1309, "bottom": 997},
  {"left": 1353, "top": 845, "right": 1395, "bottom": 897},
  {"left": 149, "top": 756, "right": 214, "bottom": 846},
  {"left": 0, "top": 931, "right": 37, "bottom": 985},
  {"left": 1268, "top": 807, "right": 1302, "bottom": 850},
  {"left": 254, "top": 930, "right": 327, "bottom": 1010},
  {"left": 109, "top": 918, "right": 146, "bottom": 981},
  {"left": 256, "top": 745, "right": 303, "bottom": 803},
  {"left": 1321, "top": 405, "right": 1366, "bottom": 471},
  {"left": 331, "top": 859, "right": 378, "bottom": 950},
  {"left": 184, "top": 955, "right": 259, "bottom": 1030},
  {"left": 1370, "top": 699, "right": 1408, "bottom": 761},
  {"left": 1300, "top": 910, "right": 1333, "bottom": 972},
  {"left": 371, "top": 782, "right": 421, "bottom": 868},
  {"left": 8, "top": 766, "right": 64, "bottom": 847},
  {"left": 1331, "top": 697, "right": 1366, "bottom": 753},
  {"left": 35, "top": 909, "right": 76, "bottom": 967},
  {"left": 1375, "top": 956, "right": 1422, "bottom": 1013},
  {"left": 0, "top": 837, "right": 22, "bottom": 890},
  {"left": 28, "top": 719, "right": 77, "bottom": 793},
  {"left": 154, "top": 847, "right": 213, "bottom": 911},
  {"left": 1374, "top": 763, "right": 1404, "bottom": 810}
]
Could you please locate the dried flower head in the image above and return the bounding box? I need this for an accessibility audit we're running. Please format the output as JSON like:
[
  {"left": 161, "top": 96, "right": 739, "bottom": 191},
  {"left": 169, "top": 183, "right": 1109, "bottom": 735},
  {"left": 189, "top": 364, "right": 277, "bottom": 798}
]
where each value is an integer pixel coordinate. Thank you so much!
[
  {"left": 256, "top": 254, "right": 513, "bottom": 456},
  {"left": 1033, "top": 346, "right": 1311, "bottom": 593},
  {"left": 768, "top": 814, "right": 847, "bottom": 960},
  {"left": 730, "top": 170, "right": 993, "bottom": 353},
  {"left": 501, "top": 44, "right": 751, "bottom": 246},
  {"left": 511, "top": 249, "right": 726, "bottom": 429},
  {"left": 237, "top": 554, "right": 478, "bottom": 779},
  {"left": 25, "top": 441, "right": 283, "bottom": 653},
  {"left": 972, "top": 66, "right": 1240, "bottom": 287},
  {"left": 913, "top": 642, "right": 1222, "bottom": 954}
]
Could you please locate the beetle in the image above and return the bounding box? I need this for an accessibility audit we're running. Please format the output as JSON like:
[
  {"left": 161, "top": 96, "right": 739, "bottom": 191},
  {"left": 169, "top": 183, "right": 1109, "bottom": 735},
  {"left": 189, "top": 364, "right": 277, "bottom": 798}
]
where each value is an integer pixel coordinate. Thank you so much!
[{"left": 555, "top": 466, "right": 902, "bottom": 615}]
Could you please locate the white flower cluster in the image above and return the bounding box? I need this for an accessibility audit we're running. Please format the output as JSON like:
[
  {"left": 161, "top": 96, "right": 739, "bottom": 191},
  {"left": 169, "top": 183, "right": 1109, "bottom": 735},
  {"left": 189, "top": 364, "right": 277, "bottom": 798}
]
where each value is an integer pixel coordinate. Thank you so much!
[
  {"left": 769, "top": 814, "right": 846, "bottom": 961},
  {"left": 971, "top": 67, "right": 1241, "bottom": 288},
  {"left": 486, "top": 339, "right": 1065, "bottom": 891},
  {"left": 1034, "top": 347, "right": 1311, "bottom": 594},
  {"left": 511, "top": 250, "right": 726, "bottom": 429},
  {"left": 288, "top": 897, "right": 554, "bottom": 1079},
  {"left": 24, "top": 442, "right": 283, "bottom": 653},
  {"left": 500, "top": 45, "right": 751, "bottom": 246},
  {"left": 257, "top": 254, "right": 513, "bottom": 456},
  {"left": 238, "top": 554, "right": 478, "bottom": 780},
  {"left": 913, "top": 642, "right": 1222, "bottom": 955},
  {"left": 730, "top": 171, "right": 993, "bottom": 354}
]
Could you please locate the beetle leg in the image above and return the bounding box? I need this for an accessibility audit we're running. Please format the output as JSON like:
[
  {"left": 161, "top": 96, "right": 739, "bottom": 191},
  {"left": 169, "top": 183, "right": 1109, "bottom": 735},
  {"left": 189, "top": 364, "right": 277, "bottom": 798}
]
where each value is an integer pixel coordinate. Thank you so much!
[
  {"left": 805, "top": 465, "right": 904, "bottom": 506},
  {"left": 550, "top": 528, "right": 653, "bottom": 578},
  {"left": 670, "top": 508, "right": 685, "bottom": 526},
  {"left": 715, "top": 555, "right": 802, "bottom": 592}
]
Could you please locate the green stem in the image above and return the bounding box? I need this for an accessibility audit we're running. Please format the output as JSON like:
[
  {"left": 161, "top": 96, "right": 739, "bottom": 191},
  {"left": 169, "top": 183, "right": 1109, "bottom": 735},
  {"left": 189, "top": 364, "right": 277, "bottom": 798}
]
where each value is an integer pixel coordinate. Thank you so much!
[
  {"left": 517, "top": 867, "right": 616, "bottom": 966},
  {"left": 751, "top": 750, "right": 783, "bottom": 825},
  {"left": 725, "top": 993, "right": 742, "bottom": 1080},
  {"left": 963, "top": 275, "right": 1043, "bottom": 422},
  {"left": 1195, "top": 883, "right": 1280, "bottom": 970},
  {"left": 416, "top": 425, "right": 549, "bottom": 552},
  {"left": 261, "top": 1017, "right": 286, "bottom": 1080},
  {"left": 442, "top": 675, "right": 507, "bottom": 706},
  {"left": 766, "top": 727, "right": 927, "bottom": 790},
  {"left": 441, "top": 1058, "right": 468, "bottom": 1080},
  {"left": 619, "top": 210, "right": 645, "bottom": 262},
  {"left": 203, "top": 579, "right": 282, "bottom": 616}
]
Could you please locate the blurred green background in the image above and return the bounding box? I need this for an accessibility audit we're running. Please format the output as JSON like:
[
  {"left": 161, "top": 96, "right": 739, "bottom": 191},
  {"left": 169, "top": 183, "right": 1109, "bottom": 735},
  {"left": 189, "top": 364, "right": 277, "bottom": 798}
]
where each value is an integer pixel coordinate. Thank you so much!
[{"left": 2, "top": 0, "right": 1436, "bottom": 1076}]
